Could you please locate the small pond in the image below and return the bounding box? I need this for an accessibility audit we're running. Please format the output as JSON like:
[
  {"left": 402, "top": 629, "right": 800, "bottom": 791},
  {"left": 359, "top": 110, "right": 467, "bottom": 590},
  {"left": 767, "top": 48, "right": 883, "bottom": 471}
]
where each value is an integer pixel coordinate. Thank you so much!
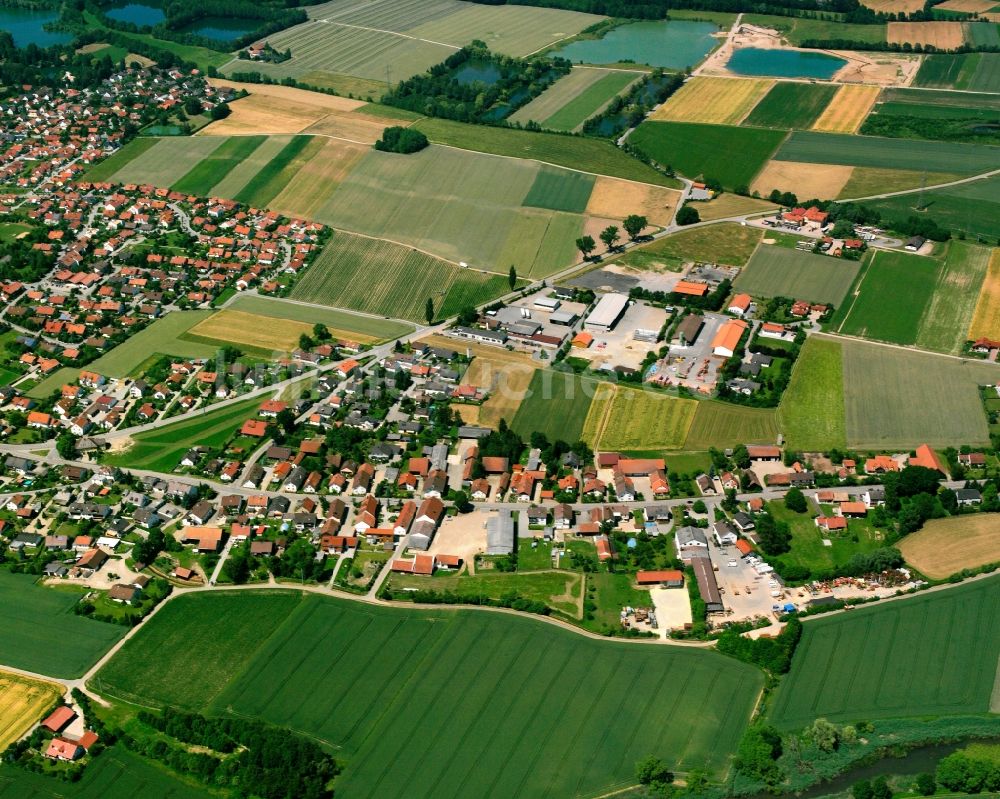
[
  {"left": 551, "top": 20, "right": 718, "bottom": 70},
  {"left": 726, "top": 47, "right": 846, "bottom": 79},
  {"left": 180, "top": 16, "right": 259, "bottom": 44},
  {"left": 0, "top": 7, "right": 71, "bottom": 48},
  {"left": 453, "top": 59, "right": 502, "bottom": 86},
  {"left": 104, "top": 0, "right": 165, "bottom": 27}
]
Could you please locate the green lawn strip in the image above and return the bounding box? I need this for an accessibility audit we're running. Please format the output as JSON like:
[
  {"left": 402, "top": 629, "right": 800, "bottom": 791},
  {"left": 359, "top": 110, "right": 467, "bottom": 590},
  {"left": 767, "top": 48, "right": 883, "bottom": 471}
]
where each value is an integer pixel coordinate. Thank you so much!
[
  {"left": 838, "top": 249, "right": 939, "bottom": 344},
  {"left": 769, "top": 575, "right": 1000, "bottom": 729},
  {"left": 778, "top": 337, "right": 847, "bottom": 451},
  {"left": 542, "top": 71, "right": 638, "bottom": 131},
  {"left": 683, "top": 400, "right": 780, "bottom": 450},
  {"left": 234, "top": 135, "right": 318, "bottom": 208},
  {"left": 742, "top": 81, "right": 839, "bottom": 129},
  {"left": 171, "top": 136, "right": 266, "bottom": 196},
  {"left": 81, "top": 137, "right": 159, "bottom": 183},
  {"left": 413, "top": 117, "right": 681, "bottom": 188},
  {"left": 93, "top": 311, "right": 217, "bottom": 378},
  {"left": 914, "top": 240, "right": 992, "bottom": 354},
  {"left": 511, "top": 370, "right": 597, "bottom": 442},
  {"left": 629, "top": 121, "right": 786, "bottom": 191},
  {"left": 438, "top": 271, "right": 516, "bottom": 319},
  {"left": 0, "top": 572, "right": 125, "bottom": 679}
]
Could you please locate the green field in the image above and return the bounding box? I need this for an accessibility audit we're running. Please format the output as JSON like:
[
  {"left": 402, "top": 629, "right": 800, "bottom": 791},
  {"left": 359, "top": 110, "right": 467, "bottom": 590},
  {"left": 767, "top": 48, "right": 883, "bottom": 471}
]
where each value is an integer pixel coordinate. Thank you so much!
[
  {"left": 510, "top": 68, "right": 637, "bottom": 131},
  {"left": 775, "top": 130, "right": 1000, "bottom": 174},
  {"left": 522, "top": 166, "right": 596, "bottom": 213},
  {"left": 863, "top": 174, "right": 1000, "bottom": 241},
  {"left": 81, "top": 137, "right": 158, "bottom": 182},
  {"left": 587, "top": 385, "right": 699, "bottom": 450},
  {"left": 778, "top": 337, "right": 847, "bottom": 451},
  {"left": 743, "top": 14, "right": 887, "bottom": 44},
  {"left": 171, "top": 136, "right": 265, "bottom": 196},
  {"left": 633, "top": 223, "right": 763, "bottom": 267},
  {"left": 630, "top": 121, "right": 786, "bottom": 190},
  {"left": 0, "top": 745, "right": 212, "bottom": 799},
  {"left": 512, "top": 370, "right": 598, "bottom": 442},
  {"left": 742, "top": 82, "right": 838, "bottom": 129},
  {"left": 0, "top": 571, "right": 124, "bottom": 679},
  {"left": 683, "top": 401, "right": 781, "bottom": 450},
  {"left": 290, "top": 232, "right": 512, "bottom": 322},
  {"left": 735, "top": 245, "right": 862, "bottom": 306},
  {"left": 208, "top": 135, "right": 294, "bottom": 199},
  {"left": 233, "top": 135, "right": 319, "bottom": 208},
  {"left": 94, "top": 591, "right": 764, "bottom": 797},
  {"left": 842, "top": 339, "right": 995, "bottom": 449},
  {"left": 914, "top": 241, "right": 992, "bottom": 354},
  {"left": 226, "top": 294, "right": 414, "bottom": 339},
  {"left": 914, "top": 53, "right": 1000, "bottom": 92},
  {"left": 414, "top": 117, "right": 680, "bottom": 187},
  {"left": 770, "top": 576, "right": 1000, "bottom": 729},
  {"left": 837, "top": 250, "right": 939, "bottom": 345},
  {"left": 107, "top": 396, "right": 263, "bottom": 472},
  {"left": 102, "top": 136, "right": 227, "bottom": 187}
]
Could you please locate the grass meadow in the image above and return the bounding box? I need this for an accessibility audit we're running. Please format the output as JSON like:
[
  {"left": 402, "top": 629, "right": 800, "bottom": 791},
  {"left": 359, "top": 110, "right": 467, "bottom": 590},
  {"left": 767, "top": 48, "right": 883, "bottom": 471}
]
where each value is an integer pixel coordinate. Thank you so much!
[
  {"left": 914, "top": 241, "right": 992, "bottom": 354},
  {"left": 91, "top": 312, "right": 216, "bottom": 377},
  {"left": 636, "top": 223, "right": 763, "bottom": 267},
  {"left": 107, "top": 396, "right": 263, "bottom": 472},
  {"left": 841, "top": 340, "right": 995, "bottom": 448},
  {"left": 630, "top": 121, "right": 786, "bottom": 190},
  {"left": 583, "top": 385, "right": 698, "bottom": 450},
  {"left": 0, "top": 572, "right": 124, "bottom": 679},
  {"left": 735, "top": 245, "right": 862, "bottom": 306},
  {"left": 769, "top": 576, "right": 1000, "bottom": 729},
  {"left": 171, "top": 136, "right": 265, "bottom": 196},
  {"left": 511, "top": 68, "right": 637, "bottom": 132},
  {"left": 914, "top": 52, "right": 1000, "bottom": 91},
  {"left": 743, "top": 13, "right": 888, "bottom": 44},
  {"left": 778, "top": 337, "right": 847, "bottom": 451},
  {"left": 105, "top": 136, "right": 226, "bottom": 187},
  {"left": 767, "top": 500, "right": 884, "bottom": 576},
  {"left": 683, "top": 401, "right": 780, "bottom": 450},
  {"left": 512, "top": 370, "right": 599, "bottom": 442},
  {"left": 233, "top": 135, "right": 319, "bottom": 208},
  {"left": 95, "top": 591, "right": 763, "bottom": 797},
  {"left": 226, "top": 294, "right": 413, "bottom": 340},
  {"left": 743, "top": 82, "right": 838, "bottom": 129},
  {"left": 82, "top": 138, "right": 157, "bottom": 182},
  {"left": 899, "top": 514, "right": 1000, "bottom": 579}
]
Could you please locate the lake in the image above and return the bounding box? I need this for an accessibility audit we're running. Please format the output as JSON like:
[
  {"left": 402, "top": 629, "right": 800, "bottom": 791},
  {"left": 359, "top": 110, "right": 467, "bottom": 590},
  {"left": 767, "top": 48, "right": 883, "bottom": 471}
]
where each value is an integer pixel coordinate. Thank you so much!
[
  {"left": 727, "top": 47, "right": 847, "bottom": 79},
  {"left": 551, "top": 20, "right": 719, "bottom": 70},
  {"left": 0, "top": 7, "right": 71, "bottom": 48},
  {"left": 453, "top": 59, "right": 502, "bottom": 86},
  {"left": 180, "top": 16, "right": 259, "bottom": 44},
  {"left": 105, "top": 0, "right": 165, "bottom": 26}
]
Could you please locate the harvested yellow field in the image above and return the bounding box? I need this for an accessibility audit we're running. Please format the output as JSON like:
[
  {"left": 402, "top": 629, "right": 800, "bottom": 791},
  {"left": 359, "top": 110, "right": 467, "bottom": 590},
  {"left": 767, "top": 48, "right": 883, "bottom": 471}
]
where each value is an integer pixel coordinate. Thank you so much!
[
  {"left": 888, "top": 21, "right": 966, "bottom": 50},
  {"left": 935, "top": 0, "right": 997, "bottom": 12},
  {"left": 694, "top": 193, "right": 778, "bottom": 221},
  {"left": 302, "top": 112, "right": 400, "bottom": 145},
  {"left": 752, "top": 160, "right": 855, "bottom": 200},
  {"left": 0, "top": 671, "right": 63, "bottom": 751},
  {"left": 650, "top": 76, "right": 774, "bottom": 125},
  {"left": 586, "top": 176, "right": 682, "bottom": 228},
  {"left": 900, "top": 514, "right": 1000, "bottom": 579},
  {"left": 267, "top": 138, "right": 367, "bottom": 219},
  {"left": 811, "top": 84, "right": 881, "bottom": 133},
  {"left": 860, "top": 0, "right": 926, "bottom": 11},
  {"left": 968, "top": 250, "right": 1000, "bottom": 341},
  {"left": 188, "top": 309, "right": 376, "bottom": 352},
  {"left": 200, "top": 79, "right": 371, "bottom": 136}
]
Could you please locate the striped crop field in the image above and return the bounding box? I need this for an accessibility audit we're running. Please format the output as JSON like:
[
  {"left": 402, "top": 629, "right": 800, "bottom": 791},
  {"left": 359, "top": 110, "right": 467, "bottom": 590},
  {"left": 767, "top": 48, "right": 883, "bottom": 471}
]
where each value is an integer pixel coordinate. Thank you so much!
[
  {"left": 769, "top": 576, "right": 1000, "bottom": 729},
  {"left": 651, "top": 76, "right": 775, "bottom": 126},
  {"left": 511, "top": 68, "right": 639, "bottom": 132},
  {"left": 94, "top": 591, "right": 763, "bottom": 798},
  {"left": 171, "top": 136, "right": 266, "bottom": 195},
  {"left": 100, "top": 136, "right": 226, "bottom": 187},
  {"left": 742, "top": 81, "right": 839, "bottom": 129}
]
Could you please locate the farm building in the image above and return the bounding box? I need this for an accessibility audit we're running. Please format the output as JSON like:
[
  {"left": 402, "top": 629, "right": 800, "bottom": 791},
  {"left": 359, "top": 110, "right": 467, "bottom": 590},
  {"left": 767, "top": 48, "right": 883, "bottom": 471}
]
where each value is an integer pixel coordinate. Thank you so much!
[
  {"left": 636, "top": 569, "right": 684, "bottom": 587},
  {"left": 486, "top": 511, "right": 515, "bottom": 555},
  {"left": 712, "top": 319, "right": 748, "bottom": 358},
  {"left": 690, "top": 555, "right": 724, "bottom": 613},
  {"left": 675, "top": 314, "right": 704, "bottom": 346},
  {"left": 584, "top": 293, "right": 630, "bottom": 333}
]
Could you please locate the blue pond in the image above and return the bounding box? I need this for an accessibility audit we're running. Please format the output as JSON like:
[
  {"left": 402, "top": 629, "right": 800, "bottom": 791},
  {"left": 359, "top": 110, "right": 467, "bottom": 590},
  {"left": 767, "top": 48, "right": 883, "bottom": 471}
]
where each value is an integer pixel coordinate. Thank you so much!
[
  {"left": 0, "top": 7, "right": 71, "bottom": 48},
  {"left": 181, "top": 17, "right": 259, "bottom": 44},
  {"left": 453, "top": 60, "right": 502, "bottom": 86},
  {"left": 551, "top": 20, "right": 718, "bottom": 70},
  {"left": 726, "top": 47, "right": 846, "bottom": 79},
  {"left": 105, "top": 0, "right": 165, "bottom": 26}
]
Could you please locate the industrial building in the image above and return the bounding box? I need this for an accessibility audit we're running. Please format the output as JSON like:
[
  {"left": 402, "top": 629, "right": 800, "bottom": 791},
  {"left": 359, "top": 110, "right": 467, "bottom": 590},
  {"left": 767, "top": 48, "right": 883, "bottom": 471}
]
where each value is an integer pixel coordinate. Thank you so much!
[{"left": 584, "top": 292, "right": 630, "bottom": 333}]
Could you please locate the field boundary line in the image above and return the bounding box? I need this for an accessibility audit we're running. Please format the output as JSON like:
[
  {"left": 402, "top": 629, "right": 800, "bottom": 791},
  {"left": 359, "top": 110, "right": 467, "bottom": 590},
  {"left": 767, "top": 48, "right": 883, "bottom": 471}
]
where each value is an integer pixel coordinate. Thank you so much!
[
  {"left": 841, "top": 164, "right": 1000, "bottom": 203},
  {"left": 314, "top": 19, "right": 459, "bottom": 50},
  {"left": 991, "top": 653, "right": 1000, "bottom": 712},
  {"left": 835, "top": 249, "right": 875, "bottom": 333},
  {"left": 815, "top": 329, "right": 1000, "bottom": 367}
]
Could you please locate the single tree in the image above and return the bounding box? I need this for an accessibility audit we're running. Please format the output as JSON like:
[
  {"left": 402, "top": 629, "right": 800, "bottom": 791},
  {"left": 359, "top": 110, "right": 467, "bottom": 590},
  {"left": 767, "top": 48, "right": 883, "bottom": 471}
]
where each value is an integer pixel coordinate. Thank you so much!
[
  {"left": 312, "top": 323, "right": 330, "bottom": 341},
  {"left": 915, "top": 774, "right": 936, "bottom": 796},
  {"left": 853, "top": 781, "right": 874, "bottom": 799},
  {"left": 576, "top": 235, "right": 596, "bottom": 260},
  {"left": 599, "top": 225, "right": 620, "bottom": 252},
  {"left": 425, "top": 297, "right": 435, "bottom": 325},
  {"left": 676, "top": 204, "right": 700, "bottom": 225},
  {"left": 872, "top": 777, "right": 893, "bottom": 799},
  {"left": 785, "top": 487, "right": 808, "bottom": 513},
  {"left": 636, "top": 756, "right": 673, "bottom": 786},
  {"left": 298, "top": 333, "right": 314, "bottom": 351},
  {"left": 623, "top": 214, "right": 647, "bottom": 240},
  {"left": 508, "top": 265, "right": 517, "bottom": 290}
]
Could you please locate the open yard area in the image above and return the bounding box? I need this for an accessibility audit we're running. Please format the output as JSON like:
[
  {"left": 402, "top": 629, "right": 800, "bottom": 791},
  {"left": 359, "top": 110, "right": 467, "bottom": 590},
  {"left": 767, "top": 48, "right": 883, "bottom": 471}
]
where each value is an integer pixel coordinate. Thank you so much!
[
  {"left": 630, "top": 121, "right": 785, "bottom": 190},
  {"left": 290, "top": 232, "right": 510, "bottom": 323},
  {"left": 841, "top": 339, "right": 996, "bottom": 448},
  {"left": 651, "top": 76, "right": 774, "bottom": 125},
  {"left": 683, "top": 401, "right": 780, "bottom": 450},
  {"left": 583, "top": 384, "right": 698, "bottom": 450},
  {"left": 736, "top": 243, "right": 862, "bottom": 306},
  {"left": 512, "top": 370, "right": 599, "bottom": 443},
  {"left": 0, "top": 671, "right": 63, "bottom": 751},
  {"left": 901, "top": 515, "right": 1000, "bottom": 579},
  {"left": 743, "top": 81, "right": 838, "bottom": 129},
  {"left": 0, "top": 571, "right": 124, "bottom": 679},
  {"left": 774, "top": 130, "right": 1000, "bottom": 174},
  {"left": 107, "top": 396, "right": 263, "bottom": 472},
  {"left": 968, "top": 249, "right": 1000, "bottom": 341},
  {"left": 811, "top": 84, "right": 882, "bottom": 134},
  {"left": 778, "top": 337, "right": 847, "bottom": 451},
  {"left": 769, "top": 576, "right": 1000, "bottom": 729},
  {"left": 94, "top": 590, "right": 763, "bottom": 797}
]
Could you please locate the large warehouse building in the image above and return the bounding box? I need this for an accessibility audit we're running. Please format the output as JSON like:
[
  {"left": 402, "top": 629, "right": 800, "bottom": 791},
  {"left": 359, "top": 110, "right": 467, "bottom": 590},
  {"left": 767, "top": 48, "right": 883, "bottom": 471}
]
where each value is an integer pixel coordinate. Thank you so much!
[{"left": 584, "top": 292, "right": 629, "bottom": 333}]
